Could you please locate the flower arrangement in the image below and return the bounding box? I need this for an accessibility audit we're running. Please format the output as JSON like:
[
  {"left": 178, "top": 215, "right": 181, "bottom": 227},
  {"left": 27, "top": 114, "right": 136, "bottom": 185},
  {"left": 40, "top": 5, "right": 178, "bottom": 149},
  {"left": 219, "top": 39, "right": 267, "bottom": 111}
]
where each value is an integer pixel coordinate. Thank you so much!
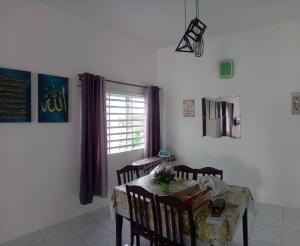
[{"left": 154, "top": 166, "right": 176, "bottom": 185}]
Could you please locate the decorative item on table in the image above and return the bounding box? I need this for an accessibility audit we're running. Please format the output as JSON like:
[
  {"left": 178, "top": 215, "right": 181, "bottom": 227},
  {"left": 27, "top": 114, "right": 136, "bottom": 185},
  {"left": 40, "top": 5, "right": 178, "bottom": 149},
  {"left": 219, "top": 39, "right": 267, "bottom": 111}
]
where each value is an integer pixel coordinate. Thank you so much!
[
  {"left": 158, "top": 150, "right": 176, "bottom": 163},
  {"left": 198, "top": 176, "right": 229, "bottom": 196},
  {"left": 211, "top": 199, "right": 225, "bottom": 217},
  {"left": 38, "top": 74, "right": 69, "bottom": 122},
  {"left": 0, "top": 67, "right": 31, "bottom": 122},
  {"left": 292, "top": 92, "right": 300, "bottom": 115},
  {"left": 158, "top": 150, "right": 171, "bottom": 158},
  {"left": 153, "top": 165, "right": 175, "bottom": 193},
  {"left": 185, "top": 187, "right": 212, "bottom": 210},
  {"left": 183, "top": 99, "right": 195, "bottom": 117}
]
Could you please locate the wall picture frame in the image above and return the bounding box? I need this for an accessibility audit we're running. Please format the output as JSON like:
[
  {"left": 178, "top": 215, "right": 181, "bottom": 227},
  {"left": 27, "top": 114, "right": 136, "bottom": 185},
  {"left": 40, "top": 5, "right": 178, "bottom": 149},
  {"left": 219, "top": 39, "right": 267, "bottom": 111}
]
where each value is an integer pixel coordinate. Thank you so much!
[
  {"left": 38, "top": 74, "right": 69, "bottom": 122},
  {"left": 183, "top": 99, "right": 195, "bottom": 117},
  {"left": 0, "top": 67, "right": 31, "bottom": 122},
  {"left": 219, "top": 60, "right": 234, "bottom": 78},
  {"left": 292, "top": 92, "right": 300, "bottom": 115}
]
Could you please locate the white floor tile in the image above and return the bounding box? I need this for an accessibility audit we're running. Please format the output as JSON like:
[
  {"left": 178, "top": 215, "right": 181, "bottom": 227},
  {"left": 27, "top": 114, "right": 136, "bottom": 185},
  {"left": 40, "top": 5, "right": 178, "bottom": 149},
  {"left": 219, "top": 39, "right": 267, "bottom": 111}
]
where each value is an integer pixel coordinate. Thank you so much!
[
  {"left": 10, "top": 231, "right": 45, "bottom": 246},
  {"left": 283, "top": 229, "right": 300, "bottom": 246},
  {"left": 250, "top": 224, "right": 282, "bottom": 246},
  {"left": 248, "top": 202, "right": 261, "bottom": 222},
  {"left": 284, "top": 207, "right": 300, "bottom": 218},
  {"left": 258, "top": 204, "right": 283, "bottom": 215},
  {"left": 41, "top": 222, "right": 72, "bottom": 240},
  {"left": 88, "top": 234, "right": 116, "bottom": 246},
  {"left": 234, "top": 221, "right": 253, "bottom": 240},
  {"left": 99, "top": 216, "right": 116, "bottom": 232},
  {"left": 255, "top": 213, "right": 282, "bottom": 228},
  {"left": 67, "top": 214, "right": 96, "bottom": 229},
  {"left": 232, "top": 239, "right": 276, "bottom": 246},
  {"left": 255, "top": 203, "right": 283, "bottom": 228},
  {"left": 89, "top": 207, "right": 111, "bottom": 222},
  {"left": 46, "top": 232, "right": 85, "bottom": 246},
  {"left": 74, "top": 222, "right": 113, "bottom": 245},
  {"left": 283, "top": 215, "right": 300, "bottom": 231},
  {"left": 249, "top": 240, "right": 277, "bottom": 246}
]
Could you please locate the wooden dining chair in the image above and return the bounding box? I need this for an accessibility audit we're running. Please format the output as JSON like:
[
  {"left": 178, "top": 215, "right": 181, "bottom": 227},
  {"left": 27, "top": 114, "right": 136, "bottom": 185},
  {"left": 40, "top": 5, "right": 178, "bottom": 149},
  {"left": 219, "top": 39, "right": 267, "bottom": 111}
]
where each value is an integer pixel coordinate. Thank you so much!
[
  {"left": 196, "top": 167, "right": 223, "bottom": 180},
  {"left": 155, "top": 195, "right": 196, "bottom": 246},
  {"left": 126, "top": 185, "right": 158, "bottom": 246},
  {"left": 117, "top": 165, "right": 140, "bottom": 185},
  {"left": 143, "top": 161, "right": 161, "bottom": 175},
  {"left": 173, "top": 165, "right": 197, "bottom": 180}
]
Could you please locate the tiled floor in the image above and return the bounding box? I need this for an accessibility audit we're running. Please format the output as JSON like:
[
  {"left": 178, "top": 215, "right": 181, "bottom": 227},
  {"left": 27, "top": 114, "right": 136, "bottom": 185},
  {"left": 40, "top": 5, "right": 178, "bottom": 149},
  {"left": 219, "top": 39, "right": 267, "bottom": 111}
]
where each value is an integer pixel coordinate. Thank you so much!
[{"left": 3, "top": 203, "right": 300, "bottom": 246}]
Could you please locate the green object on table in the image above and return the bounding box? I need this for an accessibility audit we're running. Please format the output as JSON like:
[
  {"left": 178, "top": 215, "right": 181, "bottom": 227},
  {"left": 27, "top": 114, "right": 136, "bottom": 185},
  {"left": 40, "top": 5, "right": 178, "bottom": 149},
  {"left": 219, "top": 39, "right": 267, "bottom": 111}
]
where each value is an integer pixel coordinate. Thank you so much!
[
  {"left": 219, "top": 60, "right": 233, "bottom": 78},
  {"left": 160, "top": 182, "right": 171, "bottom": 193}
]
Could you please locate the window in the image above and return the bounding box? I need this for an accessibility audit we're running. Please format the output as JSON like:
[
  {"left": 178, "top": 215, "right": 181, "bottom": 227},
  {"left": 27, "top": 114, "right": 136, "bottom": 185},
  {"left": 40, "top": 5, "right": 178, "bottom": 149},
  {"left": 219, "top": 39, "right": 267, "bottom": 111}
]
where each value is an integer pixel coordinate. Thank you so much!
[{"left": 106, "top": 92, "right": 146, "bottom": 154}]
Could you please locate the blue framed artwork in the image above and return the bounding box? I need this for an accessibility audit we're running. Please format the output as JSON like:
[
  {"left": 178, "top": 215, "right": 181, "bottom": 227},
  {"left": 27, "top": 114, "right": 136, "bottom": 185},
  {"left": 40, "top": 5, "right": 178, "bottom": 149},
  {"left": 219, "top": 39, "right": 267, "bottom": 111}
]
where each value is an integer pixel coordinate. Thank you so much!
[
  {"left": 0, "top": 67, "right": 31, "bottom": 122},
  {"left": 38, "top": 74, "right": 68, "bottom": 122}
]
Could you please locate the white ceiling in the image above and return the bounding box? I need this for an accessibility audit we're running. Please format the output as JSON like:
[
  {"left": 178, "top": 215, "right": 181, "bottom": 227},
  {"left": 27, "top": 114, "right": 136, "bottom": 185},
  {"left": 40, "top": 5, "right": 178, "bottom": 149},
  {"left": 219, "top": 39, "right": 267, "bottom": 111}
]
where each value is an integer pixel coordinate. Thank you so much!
[{"left": 36, "top": 0, "right": 300, "bottom": 48}]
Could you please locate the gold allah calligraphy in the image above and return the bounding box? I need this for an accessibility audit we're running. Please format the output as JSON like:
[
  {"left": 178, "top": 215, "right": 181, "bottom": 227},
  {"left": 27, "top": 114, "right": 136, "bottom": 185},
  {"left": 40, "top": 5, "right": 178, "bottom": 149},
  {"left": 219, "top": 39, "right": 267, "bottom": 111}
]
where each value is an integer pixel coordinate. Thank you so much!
[{"left": 41, "top": 84, "right": 67, "bottom": 113}]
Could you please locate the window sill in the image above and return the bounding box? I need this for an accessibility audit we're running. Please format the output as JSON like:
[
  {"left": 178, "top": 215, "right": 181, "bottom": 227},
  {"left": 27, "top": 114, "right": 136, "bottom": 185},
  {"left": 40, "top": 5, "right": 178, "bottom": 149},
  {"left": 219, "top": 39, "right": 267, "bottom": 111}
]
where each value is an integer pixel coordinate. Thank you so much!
[{"left": 107, "top": 148, "right": 144, "bottom": 157}]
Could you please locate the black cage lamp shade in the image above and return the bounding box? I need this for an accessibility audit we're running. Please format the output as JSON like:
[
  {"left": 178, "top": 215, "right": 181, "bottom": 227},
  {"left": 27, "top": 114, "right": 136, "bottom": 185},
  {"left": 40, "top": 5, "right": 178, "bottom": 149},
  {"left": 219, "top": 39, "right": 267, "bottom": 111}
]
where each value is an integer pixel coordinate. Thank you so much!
[{"left": 175, "top": 17, "right": 207, "bottom": 53}]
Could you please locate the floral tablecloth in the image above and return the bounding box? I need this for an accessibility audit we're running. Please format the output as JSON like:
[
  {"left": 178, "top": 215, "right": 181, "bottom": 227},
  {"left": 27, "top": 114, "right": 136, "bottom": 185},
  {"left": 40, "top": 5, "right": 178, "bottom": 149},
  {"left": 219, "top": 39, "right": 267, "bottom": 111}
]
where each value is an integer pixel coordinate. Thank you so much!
[{"left": 111, "top": 175, "right": 253, "bottom": 246}]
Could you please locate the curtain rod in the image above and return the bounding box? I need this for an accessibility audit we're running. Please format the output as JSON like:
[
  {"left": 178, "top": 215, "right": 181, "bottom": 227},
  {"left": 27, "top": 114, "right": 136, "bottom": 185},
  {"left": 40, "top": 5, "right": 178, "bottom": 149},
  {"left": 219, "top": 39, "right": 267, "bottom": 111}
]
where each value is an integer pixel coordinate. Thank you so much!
[
  {"left": 105, "top": 79, "right": 147, "bottom": 89},
  {"left": 76, "top": 77, "right": 154, "bottom": 89}
]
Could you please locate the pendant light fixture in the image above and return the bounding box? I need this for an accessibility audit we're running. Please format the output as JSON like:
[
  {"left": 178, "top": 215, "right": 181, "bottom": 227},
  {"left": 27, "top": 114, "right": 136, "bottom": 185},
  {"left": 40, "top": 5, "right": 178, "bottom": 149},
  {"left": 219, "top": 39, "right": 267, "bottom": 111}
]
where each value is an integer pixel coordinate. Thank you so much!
[{"left": 175, "top": 0, "right": 207, "bottom": 57}]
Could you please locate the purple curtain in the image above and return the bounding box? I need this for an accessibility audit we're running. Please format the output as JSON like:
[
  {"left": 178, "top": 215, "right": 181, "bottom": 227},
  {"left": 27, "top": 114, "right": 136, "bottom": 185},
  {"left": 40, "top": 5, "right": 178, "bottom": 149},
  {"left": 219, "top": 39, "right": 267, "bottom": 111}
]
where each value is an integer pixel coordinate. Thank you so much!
[
  {"left": 145, "top": 86, "right": 161, "bottom": 157},
  {"left": 79, "top": 73, "right": 107, "bottom": 205}
]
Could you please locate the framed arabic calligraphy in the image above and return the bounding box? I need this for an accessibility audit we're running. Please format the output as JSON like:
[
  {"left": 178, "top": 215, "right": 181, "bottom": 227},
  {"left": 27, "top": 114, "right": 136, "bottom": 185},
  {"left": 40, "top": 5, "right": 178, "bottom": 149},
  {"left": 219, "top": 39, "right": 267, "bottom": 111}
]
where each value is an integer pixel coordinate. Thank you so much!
[
  {"left": 38, "top": 74, "right": 68, "bottom": 122},
  {"left": 0, "top": 67, "right": 31, "bottom": 122}
]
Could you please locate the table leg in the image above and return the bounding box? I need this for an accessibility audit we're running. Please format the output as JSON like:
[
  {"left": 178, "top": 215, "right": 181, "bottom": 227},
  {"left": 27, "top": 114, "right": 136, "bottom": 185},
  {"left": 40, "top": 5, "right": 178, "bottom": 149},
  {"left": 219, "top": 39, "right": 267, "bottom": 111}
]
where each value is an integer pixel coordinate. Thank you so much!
[
  {"left": 243, "top": 208, "right": 248, "bottom": 246},
  {"left": 116, "top": 213, "right": 123, "bottom": 246}
]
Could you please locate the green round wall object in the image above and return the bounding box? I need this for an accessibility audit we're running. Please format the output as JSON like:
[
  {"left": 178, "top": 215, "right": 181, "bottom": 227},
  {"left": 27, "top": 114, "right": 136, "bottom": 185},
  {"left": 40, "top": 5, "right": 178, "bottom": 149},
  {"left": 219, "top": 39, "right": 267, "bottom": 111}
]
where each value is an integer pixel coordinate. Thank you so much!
[{"left": 219, "top": 60, "right": 233, "bottom": 78}]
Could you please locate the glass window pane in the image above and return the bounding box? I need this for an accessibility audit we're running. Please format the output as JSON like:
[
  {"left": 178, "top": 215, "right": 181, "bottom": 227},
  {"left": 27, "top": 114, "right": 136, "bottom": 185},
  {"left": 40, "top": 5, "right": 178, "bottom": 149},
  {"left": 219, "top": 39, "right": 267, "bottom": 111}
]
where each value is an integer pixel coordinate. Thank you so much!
[
  {"left": 131, "top": 97, "right": 145, "bottom": 102},
  {"left": 106, "top": 92, "right": 145, "bottom": 155},
  {"left": 132, "top": 102, "right": 145, "bottom": 108},
  {"left": 110, "top": 128, "right": 127, "bottom": 134},
  {"left": 110, "top": 140, "right": 127, "bottom": 148},
  {"left": 109, "top": 94, "right": 126, "bottom": 101},
  {"left": 109, "top": 114, "right": 127, "bottom": 120},
  {"left": 132, "top": 126, "right": 145, "bottom": 132},
  {"left": 109, "top": 100, "right": 126, "bottom": 107},
  {"left": 133, "top": 144, "right": 144, "bottom": 150},
  {"left": 108, "top": 121, "right": 128, "bottom": 128},
  {"left": 110, "top": 134, "right": 127, "bottom": 141},
  {"left": 110, "top": 107, "right": 127, "bottom": 114}
]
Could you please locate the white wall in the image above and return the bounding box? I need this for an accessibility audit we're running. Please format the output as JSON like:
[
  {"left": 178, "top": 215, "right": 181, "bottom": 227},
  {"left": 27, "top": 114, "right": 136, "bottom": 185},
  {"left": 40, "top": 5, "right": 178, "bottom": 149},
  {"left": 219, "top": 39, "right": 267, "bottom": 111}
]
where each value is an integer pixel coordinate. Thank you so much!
[
  {"left": 0, "top": 0, "right": 156, "bottom": 242},
  {"left": 158, "top": 20, "right": 300, "bottom": 209}
]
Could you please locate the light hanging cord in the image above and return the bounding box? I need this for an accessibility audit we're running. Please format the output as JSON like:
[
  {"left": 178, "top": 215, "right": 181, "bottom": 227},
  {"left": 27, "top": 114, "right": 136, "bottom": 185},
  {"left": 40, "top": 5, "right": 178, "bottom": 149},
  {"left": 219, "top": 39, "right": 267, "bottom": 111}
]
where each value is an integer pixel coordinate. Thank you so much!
[
  {"left": 184, "top": 0, "right": 187, "bottom": 31},
  {"left": 194, "top": 37, "right": 204, "bottom": 57},
  {"left": 193, "top": 0, "right": 204, "bottom": 57},
  {"left": 175, "top": 0, "right": 207, "bottom": 54}
]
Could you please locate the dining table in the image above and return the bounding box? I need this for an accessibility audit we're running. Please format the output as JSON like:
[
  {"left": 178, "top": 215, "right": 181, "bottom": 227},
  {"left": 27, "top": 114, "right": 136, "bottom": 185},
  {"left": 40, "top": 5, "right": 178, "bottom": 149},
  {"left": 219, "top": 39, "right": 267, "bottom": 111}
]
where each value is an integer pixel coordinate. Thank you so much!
[{"left": 111, "top": 174, "right": 253, "bottom": 246}]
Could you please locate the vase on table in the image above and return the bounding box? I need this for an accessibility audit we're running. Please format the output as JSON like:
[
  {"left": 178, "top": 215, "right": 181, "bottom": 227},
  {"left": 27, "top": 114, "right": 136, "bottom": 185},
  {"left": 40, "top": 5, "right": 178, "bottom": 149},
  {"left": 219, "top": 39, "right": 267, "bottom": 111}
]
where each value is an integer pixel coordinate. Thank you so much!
[{"left": 160, "top": 182, "right": 171, "bottom": 193}]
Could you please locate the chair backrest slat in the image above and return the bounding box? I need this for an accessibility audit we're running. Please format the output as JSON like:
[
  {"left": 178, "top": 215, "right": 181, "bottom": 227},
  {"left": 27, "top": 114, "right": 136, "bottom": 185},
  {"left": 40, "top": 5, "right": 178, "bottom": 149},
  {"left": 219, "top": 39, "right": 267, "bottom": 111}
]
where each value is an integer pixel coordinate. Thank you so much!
[
  {"left": 117, "top": 165, "right": 140, "bottom": 185},
  {"left": 173, "top": 165, "right": 197, "bottom": 181},
  {"left": 178, "top": 212, "right": 184, "bottom": 245},
  {"left": 196, "top": 166, "right": 223, "bottom": 180},
  {"left": 170, "top": 207, "right": 177, "bottom": 243},
  {"left": 126, "top": 185, "right": 158, "bottom": 240},
  {"left": 155, "top": 195, "right": 196, "bottom": 246},
  {"left": 164, "top": 204, "right": 171, "bottom": 242}
]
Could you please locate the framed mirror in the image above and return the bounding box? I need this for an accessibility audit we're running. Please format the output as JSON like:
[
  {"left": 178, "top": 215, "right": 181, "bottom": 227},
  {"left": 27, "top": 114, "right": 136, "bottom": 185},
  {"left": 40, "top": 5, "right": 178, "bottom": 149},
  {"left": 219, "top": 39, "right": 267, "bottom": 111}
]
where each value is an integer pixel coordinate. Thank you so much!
[{"left": 202, "top": 96, "right": 241, "bottom": 138}]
